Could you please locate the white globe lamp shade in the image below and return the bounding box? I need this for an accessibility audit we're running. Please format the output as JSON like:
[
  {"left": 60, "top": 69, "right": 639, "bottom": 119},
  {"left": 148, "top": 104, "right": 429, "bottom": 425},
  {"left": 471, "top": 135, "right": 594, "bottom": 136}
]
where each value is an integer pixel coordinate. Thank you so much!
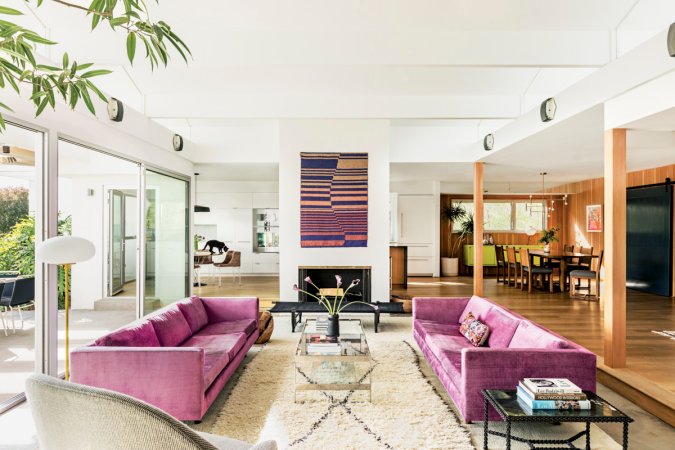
[
  {"left": 526, "top": 226, "right": 537, "bottom": 237},
  {"left": 36, "top": 236, "right": 95, "bottom": 265}
]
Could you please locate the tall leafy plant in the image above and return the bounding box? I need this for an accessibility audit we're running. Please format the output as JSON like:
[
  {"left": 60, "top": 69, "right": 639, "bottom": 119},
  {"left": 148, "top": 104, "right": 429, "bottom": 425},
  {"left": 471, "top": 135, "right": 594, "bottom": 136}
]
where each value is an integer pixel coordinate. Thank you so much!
[
  {"left": 0, "top": 186, "right": 29, "bottom": 233},
  {"left": 0, "top": 213, "right": 72, "bottom": 308},
  {"left": 451, "top": 212, "right": 474, "bottom": 258},
  {"left": 441, "top": 202, "right": 466, "bottom": 258},
  {"left": 0, "top": 0, "right": 190, "bottom": 130},
  {"left": 538, "top": 226, "right": 559, "bottom": 245}
]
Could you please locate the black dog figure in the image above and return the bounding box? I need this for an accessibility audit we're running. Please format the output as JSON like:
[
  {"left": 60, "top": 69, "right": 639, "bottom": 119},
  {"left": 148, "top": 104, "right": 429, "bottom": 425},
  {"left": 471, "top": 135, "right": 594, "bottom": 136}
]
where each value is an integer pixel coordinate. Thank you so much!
[{"left": 202, "top": 240, "right": 229, "bottom": 254}]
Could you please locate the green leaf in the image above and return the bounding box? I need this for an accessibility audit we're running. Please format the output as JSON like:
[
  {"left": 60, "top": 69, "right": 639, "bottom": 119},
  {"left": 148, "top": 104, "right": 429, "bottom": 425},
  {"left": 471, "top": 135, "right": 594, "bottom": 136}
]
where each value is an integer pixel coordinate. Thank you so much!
[
  {"left": 75, "top": 62, "right": 94, "bottom": 71},
  {"left": 22, "top": 32, "right": 56, "bottom": 45},
  {"left": 0, "top": 112, "right": 5, "bottom": 131},
  {"left": 35, "top": 97, "right": 49, "bottom": 117},
  {"left": 68, "top": 84, "right": 80, "bottom": 109},
  {"left": 81, "top": 69, "right": 113, "bottom": 78},
  {"left": 85, "top": 80, "right": 108, "bottom": 103},
  {"left": 79, "top": 84, "right": 96, "bottom": 115},
  {"left": 126, "top": 32, "right": 136, "bottom": 64},
  {"left": 0, "top": 6, "right": 23, "bottom": 16},
  {"left": 109, "top": 17, "right": 129, "bottom": 26},
  {"left": 0, "top": 101, "right": 13, "bottom": 112},
  {"left": 62, "top": 52, "right": 69, "bottom": 70}
]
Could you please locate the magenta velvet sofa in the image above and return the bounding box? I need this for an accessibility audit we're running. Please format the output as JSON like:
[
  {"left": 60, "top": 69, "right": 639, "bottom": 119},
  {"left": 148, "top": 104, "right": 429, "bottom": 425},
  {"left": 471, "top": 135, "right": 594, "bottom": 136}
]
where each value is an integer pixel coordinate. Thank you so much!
[
  {"left": 71, "top": 296, "right": 259, "bottom": 421},
  {"left": 413, "top": 295, "right": 596, "bottom": 422}
]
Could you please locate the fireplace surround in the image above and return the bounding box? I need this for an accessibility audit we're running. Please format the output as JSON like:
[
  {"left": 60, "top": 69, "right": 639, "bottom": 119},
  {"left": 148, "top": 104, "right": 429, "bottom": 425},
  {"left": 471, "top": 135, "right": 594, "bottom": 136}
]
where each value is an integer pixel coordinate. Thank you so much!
[{"left": 297, "top": 266, "right": 371, "bottom": 303}]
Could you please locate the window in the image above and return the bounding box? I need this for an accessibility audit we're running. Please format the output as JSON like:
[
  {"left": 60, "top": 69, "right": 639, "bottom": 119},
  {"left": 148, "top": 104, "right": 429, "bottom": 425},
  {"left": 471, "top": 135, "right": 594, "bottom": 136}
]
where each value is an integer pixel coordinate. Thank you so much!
[
  {"left": 515, "top": 201, "right": 545, "bottom": 232},
  {"left": 452, "top": 200, "right": 546, "bottom": 233}
]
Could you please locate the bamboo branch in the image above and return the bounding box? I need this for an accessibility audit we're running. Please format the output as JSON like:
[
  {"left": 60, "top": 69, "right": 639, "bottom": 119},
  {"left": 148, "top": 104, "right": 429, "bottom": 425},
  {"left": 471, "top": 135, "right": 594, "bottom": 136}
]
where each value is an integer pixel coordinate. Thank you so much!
[{"left": 50, "top": 0, "right": 112, "bottom": 17}]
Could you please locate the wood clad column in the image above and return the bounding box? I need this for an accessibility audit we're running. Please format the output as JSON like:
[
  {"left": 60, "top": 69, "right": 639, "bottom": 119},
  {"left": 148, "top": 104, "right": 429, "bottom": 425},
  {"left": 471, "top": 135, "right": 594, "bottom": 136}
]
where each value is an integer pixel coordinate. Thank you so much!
[
  {"left": 604, "top": 128, "right": 627, "bottom": 368},
  {"left": 474, "top": 162, "right": 484, "bottom": 296}
]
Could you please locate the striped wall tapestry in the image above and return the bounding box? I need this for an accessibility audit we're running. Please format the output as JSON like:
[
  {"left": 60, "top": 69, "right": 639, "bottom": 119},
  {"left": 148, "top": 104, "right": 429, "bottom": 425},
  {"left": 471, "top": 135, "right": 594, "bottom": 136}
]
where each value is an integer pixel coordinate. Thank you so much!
[{"left": 300, "top": 152, "right": 368, "bottom": 248}]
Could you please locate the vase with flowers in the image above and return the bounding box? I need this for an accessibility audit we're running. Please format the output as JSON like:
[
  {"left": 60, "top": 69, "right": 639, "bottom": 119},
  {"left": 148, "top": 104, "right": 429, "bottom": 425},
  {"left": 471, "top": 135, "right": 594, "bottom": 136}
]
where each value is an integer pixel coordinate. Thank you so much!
[
  {"left": 194, "top": 234, "right": 205, "bottom": 251},
  {"left": 538, "top": 226, "right": 559, "bottom": 253},
  {"left": 293, "top": 275, "right": 377, "bottom": 338}
]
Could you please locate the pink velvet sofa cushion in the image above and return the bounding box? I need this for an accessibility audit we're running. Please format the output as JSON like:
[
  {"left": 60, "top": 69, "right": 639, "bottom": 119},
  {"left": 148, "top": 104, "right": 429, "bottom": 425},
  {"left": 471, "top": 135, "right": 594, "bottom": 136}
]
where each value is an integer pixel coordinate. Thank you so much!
[
  {"left": 414, "top": 320, "right": 461, "bottom": 341},
  {"left": 149, "top": 306, "right": 193, "bottom": 347},
  {"left": 458, "top": 295, "right": 493, "bottom": 324},
  {"left": 177, "top": 296, "right": 209, "bottom": 333},
  {"left": 509, "top": 320, "right": 569, "bottom": 349},
  {"left": 483, "top": 307, "right": 521, "bottom": 348},
  {"left": 94, "top": 320, "right": 160, "bottom": 347},
  {"left": 197, "top": 319, "right": 257, "bottom": 337},
  {"left": 181, "top": 333, "right": 247, "bottom": 387}
]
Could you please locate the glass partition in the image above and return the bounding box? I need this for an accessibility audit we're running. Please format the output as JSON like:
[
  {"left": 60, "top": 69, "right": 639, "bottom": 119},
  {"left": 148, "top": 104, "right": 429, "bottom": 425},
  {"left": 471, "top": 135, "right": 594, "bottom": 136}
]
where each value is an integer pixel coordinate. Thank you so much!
[
  {"left": 144, "top": 170, "right": 189, "bottom": 314},
  {"left": 0, "top": 123, "right": 42, "bottom": 407},
  {"left": 57, "top": 140, "right": 138, "bottom": 374}
]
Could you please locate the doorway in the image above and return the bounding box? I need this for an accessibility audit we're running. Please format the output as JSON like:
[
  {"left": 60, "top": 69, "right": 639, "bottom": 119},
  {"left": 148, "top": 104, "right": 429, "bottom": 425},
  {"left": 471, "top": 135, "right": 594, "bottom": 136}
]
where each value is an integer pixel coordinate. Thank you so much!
[
  {"left": 626, "top": 184, "right": 673, "bottom": 296},
  {"left": 108, "top": 189, "right": 137, "bottom": 297}
]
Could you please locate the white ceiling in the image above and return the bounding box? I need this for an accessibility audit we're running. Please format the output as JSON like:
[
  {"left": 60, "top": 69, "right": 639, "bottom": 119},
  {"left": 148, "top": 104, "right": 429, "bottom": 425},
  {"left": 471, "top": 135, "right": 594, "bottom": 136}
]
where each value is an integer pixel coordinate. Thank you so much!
[{"left": 6, "top": 0, "right": 675, "bottom": 185}]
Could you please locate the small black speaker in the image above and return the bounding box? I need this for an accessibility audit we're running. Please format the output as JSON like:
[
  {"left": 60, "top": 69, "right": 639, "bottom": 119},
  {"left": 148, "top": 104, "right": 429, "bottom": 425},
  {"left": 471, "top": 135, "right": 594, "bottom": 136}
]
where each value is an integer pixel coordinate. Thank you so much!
[{"left": 669, "top": 23, "right": 675, "bottom": 57}]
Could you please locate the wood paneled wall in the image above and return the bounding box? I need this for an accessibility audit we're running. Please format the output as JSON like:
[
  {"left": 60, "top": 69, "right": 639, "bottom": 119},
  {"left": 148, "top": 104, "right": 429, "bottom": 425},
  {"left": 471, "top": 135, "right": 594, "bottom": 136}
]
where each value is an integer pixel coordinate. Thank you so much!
[
  {"left": 550, "top": 162, "right": 675, "bottom": 255},
  {"left": 440, "top": 194, "right": 565, "bottom": 260}
]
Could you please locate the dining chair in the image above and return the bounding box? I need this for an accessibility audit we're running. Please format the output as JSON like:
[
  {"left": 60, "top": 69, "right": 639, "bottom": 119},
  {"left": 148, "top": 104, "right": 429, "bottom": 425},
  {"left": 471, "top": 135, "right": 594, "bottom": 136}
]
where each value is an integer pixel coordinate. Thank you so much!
[
  {"left": 495, "top": 245, "right": 506, "bottom": 283},
  {"left": 567, "top": 246, "right": 594, "bottom": 289},
  {"left": 0, "top": 276, "right": 35, "bottom": 335},
  {"left": 505, "top": 246, "right": 520, "bottom": 287},
  {"left": 214, "top": 251, "right": 242, "bottom": 287},
  {"left": 570, "top": 250, "right": 604, "bottom": 301},
  {"left": 519, "top": 248, "right": 553, "bottom": 293}
]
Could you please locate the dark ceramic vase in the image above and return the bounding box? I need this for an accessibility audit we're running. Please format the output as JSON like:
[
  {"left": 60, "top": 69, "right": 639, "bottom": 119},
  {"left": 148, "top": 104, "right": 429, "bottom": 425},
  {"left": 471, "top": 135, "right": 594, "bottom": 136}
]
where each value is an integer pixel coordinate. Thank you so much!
[{"left": 327, "top": 314, "right": 340, "bottom": 338}]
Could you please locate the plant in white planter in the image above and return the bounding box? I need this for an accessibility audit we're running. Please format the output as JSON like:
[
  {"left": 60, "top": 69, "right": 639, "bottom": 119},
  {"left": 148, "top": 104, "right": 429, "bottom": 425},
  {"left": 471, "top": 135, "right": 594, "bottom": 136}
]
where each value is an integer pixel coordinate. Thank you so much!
[
  {"left": 441, "top": 203, "right": 467, "bottom": 276},
  {"left": 538, "top": 226, "right": 559, "bottom": 253}
]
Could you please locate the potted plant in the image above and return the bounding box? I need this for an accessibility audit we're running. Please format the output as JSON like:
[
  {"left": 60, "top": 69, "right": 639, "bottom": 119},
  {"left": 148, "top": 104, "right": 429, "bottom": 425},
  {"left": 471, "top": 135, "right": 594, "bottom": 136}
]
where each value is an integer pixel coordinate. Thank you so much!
[
  {"left": 538, "top": 226, "right": 559, "bottom": 253},
  {"left": 293, "top": 275, "right": 376, "bottom": 338},
  {"left": 441, "top": 202, "right": 467, "bottom": 276}
]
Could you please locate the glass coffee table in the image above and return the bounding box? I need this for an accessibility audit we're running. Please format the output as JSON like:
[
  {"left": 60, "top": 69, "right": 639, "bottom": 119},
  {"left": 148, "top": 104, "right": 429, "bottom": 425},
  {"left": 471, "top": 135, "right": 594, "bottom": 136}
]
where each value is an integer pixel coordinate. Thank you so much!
[
  {"left": 295, "top": 319, "right": 372, "bottom": 402},
  {"left": 482, "top": 389, "right": 633, "bottom": 450}
]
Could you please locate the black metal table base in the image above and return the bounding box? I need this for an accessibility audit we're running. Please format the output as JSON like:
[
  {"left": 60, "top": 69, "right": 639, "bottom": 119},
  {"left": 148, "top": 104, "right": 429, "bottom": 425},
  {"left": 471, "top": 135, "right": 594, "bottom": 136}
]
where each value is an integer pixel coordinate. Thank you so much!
[
  {"left": 483, "top": 397, "right": 630, "bottom": 450},
  {"left": 290, "top": 309, "right": 381, "bottom": 333}
]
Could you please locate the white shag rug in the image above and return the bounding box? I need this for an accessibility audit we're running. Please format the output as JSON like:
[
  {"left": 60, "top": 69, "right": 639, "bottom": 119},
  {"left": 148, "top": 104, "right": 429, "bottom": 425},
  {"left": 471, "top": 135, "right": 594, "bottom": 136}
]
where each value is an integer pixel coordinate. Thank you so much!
[{"left": 210, "top": 337, "right": 475, "bottom": 450}]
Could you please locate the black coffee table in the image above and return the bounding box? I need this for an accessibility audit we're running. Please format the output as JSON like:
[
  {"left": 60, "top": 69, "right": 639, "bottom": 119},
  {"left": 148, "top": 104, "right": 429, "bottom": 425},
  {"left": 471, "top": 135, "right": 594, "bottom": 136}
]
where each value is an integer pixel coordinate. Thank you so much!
[
  {"left": 482, "top": 389, "right": 633, "bottom": 450},
  {"left": 269, "top": 301, "right": 404, "bottom": 333}
]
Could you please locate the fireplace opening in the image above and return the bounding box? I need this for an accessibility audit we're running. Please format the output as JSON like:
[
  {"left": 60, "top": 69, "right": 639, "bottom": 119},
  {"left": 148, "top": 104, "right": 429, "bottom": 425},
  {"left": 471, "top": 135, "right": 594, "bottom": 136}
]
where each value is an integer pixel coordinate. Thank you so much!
[{"left": 298, "top": 266, "right": 371, "bottom": 303}]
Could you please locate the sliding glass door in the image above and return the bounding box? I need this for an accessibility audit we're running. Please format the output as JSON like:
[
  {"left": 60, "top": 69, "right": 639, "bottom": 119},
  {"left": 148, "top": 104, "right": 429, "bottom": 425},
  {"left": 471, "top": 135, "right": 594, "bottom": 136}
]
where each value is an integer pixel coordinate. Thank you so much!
[{"left": 144, "top": 170, "right": 189, "bottom": 314}]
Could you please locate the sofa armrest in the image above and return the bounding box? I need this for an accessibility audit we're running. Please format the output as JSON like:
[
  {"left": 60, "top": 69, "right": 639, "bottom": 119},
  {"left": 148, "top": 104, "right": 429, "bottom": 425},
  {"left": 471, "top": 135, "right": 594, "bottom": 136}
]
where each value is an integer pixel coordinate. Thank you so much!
[
  {"left": 412, "top": 297, "right": 469, "bottom": 324},
  {"left": 201, "top": 297, "right": 259, "bottom": 325},
  {"left": 461, "top": 347, "right": 597, "bottom": 392},
  {"left": 70, "top": 347, "right": 205, "bottom": 414}
]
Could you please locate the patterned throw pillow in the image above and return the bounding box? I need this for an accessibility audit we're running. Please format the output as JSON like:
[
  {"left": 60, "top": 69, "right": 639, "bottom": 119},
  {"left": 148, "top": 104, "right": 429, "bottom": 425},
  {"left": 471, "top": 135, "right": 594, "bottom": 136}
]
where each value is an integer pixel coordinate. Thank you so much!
[{"left": 459, "top": 311, "right": 490, "bottom": 347}]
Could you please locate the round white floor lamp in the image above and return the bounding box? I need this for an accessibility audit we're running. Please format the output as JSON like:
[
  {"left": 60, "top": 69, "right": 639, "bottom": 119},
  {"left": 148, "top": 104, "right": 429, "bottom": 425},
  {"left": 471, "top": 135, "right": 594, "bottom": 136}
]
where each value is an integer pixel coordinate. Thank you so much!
[{"left": 36, "top": 236, "right": 95, "bottom": 381}]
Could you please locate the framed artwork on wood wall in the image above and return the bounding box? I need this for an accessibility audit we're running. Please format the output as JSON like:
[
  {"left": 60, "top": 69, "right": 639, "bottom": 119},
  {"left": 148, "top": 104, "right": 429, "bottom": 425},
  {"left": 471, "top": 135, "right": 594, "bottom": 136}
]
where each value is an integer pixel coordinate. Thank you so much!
[{"left": 586, "top": 204, "right": 603, "bottom": 232}]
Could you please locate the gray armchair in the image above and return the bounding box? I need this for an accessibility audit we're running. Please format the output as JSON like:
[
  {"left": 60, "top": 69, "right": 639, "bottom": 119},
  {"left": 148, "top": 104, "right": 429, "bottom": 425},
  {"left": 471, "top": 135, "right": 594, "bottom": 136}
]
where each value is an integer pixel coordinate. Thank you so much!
[{"left": 25, "top": 374, "right": 277, "bottom": 450}]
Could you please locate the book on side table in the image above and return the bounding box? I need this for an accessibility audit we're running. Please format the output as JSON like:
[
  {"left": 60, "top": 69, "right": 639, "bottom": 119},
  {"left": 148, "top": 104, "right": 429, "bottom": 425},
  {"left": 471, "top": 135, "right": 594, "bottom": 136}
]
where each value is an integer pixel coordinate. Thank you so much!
[{"left": 517, "top": 378, "right": 590, "bottom": 410}]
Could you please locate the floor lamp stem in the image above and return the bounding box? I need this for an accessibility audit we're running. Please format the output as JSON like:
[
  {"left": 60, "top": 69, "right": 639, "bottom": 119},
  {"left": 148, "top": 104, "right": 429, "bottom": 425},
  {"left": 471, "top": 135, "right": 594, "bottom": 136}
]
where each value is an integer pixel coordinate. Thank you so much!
[{"left": 64, "top": 264, "right": 70, "bottom": 381}]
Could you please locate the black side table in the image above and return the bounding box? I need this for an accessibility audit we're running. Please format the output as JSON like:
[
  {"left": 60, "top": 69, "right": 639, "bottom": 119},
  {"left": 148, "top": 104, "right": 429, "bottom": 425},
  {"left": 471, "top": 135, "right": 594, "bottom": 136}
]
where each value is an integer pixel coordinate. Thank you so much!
[{"left": 482, "top": 389, "right": 633, "bottom": 450}]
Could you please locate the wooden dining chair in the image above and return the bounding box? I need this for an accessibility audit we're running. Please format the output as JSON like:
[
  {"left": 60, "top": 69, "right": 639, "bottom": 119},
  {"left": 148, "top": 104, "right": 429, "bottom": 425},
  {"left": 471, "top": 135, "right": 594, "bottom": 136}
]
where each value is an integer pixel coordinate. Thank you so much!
[
  {"left": 567, "top": 246, "right": 593, "bottom": 289},
  {"left": 505, "top": 246, "right": 520, "bottom": 287},
  {"left": 519, "top": 248, "right": 553, "bottom": 293},
  {"left": 570, "top": 250, "right": 604, "bottom": 301},
  {"left": 495, "top": 245, "right": 506, "bottom": 283}
]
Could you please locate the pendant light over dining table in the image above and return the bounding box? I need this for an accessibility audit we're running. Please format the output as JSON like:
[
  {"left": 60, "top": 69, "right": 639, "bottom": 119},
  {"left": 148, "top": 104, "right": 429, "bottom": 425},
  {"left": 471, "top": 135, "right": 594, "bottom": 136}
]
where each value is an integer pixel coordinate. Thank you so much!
[{"left": 194, "top": 173, "right": 210, "bottom": 213}]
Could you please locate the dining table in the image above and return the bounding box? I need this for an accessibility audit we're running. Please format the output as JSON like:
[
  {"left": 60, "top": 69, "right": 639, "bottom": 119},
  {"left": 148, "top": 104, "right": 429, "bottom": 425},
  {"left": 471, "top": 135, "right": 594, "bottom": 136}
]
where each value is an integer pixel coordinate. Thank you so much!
[{"left": 527, "top": 250, "right": 599, "bottom": 291}]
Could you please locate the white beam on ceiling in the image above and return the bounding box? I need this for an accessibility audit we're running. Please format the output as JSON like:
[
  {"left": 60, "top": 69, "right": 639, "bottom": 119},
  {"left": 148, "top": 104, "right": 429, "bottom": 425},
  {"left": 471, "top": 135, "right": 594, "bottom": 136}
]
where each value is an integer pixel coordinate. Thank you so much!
[{"left": 145, "top": 94, "right": 520, "bottom": 119}]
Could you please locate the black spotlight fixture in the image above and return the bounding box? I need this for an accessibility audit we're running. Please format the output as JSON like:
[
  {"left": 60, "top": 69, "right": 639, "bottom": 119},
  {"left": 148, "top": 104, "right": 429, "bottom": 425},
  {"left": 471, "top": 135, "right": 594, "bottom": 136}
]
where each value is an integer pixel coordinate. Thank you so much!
[
  {"left": 540, "top": 97, "right": 557, "bottom": 122},
  {"left": 483, "top": 134, "right": 494, "bottom": 151},
  {"left": 193, "top": 173, "right": 210, "bottom": 213},
  {"left": 107, "top": 97, "right": 124, "bottom": 122},
  {"left": 668, "top": 22, "right": 675, "bottom": 57}
]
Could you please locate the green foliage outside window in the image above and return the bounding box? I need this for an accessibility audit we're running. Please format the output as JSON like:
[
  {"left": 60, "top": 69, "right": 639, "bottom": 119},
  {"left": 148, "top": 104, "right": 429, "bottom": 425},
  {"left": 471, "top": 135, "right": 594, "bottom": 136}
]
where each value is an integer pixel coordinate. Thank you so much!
[
  {"left": 0, "top": 213, "right": 72, "bottom": 309},
  {"left": 0, "top": 186, "right": 29, "bottom": 233}
]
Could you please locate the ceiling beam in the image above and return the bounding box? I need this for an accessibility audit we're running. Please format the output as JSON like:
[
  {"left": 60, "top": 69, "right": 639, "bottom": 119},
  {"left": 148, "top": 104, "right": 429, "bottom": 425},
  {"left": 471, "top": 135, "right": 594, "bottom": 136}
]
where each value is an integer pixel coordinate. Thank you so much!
[{"left": 146, "top": 94, "right": 520, "bottom": 119}]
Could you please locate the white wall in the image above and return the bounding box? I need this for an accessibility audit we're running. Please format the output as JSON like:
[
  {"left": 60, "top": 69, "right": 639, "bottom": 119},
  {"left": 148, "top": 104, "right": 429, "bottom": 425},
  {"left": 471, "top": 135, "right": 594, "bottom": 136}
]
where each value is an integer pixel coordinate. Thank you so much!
[
  {"left": 278, "top": 119, "right": 390, "bottom": 302},
  {"left": 195, "top": 180, "right": 279, "bottom": 274}
]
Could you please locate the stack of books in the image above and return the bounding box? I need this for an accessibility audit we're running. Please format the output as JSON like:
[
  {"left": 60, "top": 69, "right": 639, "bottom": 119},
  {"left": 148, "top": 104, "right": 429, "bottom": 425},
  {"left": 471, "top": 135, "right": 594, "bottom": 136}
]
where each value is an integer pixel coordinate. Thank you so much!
[
  {"left": 517, "top": 378, "right": 590, "bottom": 410},
  {"left": 306, "top": 334, "right": 341, "bottom": 355},
  {"left": 315, "top": 316, "right": 329, "bottom": 333}
]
